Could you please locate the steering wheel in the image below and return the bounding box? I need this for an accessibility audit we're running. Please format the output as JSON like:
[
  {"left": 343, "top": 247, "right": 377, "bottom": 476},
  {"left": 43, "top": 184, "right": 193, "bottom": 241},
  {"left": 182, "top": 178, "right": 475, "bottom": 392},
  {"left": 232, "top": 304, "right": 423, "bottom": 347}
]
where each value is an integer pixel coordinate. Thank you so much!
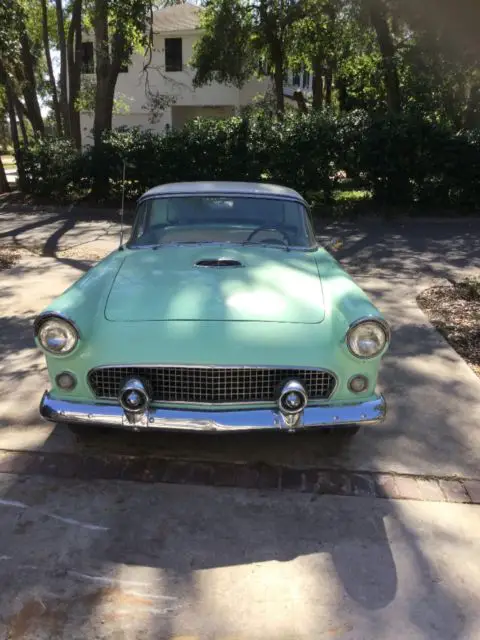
[{"left": 246, "top": 226, "right": 290, "bottom": 245}]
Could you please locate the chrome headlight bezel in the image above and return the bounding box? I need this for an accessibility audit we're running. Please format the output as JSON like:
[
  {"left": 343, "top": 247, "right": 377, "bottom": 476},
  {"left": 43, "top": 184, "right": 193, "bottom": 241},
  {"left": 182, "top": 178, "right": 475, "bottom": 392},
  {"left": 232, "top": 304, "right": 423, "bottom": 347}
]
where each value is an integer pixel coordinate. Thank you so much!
[
  {"left": 34, "top": 313, "right": 80, "bottom": 355},
  {"left": 346, "top": 318, "right": 390, "bottom": 359}
]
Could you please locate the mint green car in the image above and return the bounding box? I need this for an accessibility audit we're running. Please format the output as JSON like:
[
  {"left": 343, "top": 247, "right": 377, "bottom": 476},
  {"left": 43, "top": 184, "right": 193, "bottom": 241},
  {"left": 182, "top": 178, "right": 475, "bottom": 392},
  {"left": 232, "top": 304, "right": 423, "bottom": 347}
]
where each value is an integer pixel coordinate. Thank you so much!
[{"left": 35, "top": 182, "right": 389, "bottom": 435}]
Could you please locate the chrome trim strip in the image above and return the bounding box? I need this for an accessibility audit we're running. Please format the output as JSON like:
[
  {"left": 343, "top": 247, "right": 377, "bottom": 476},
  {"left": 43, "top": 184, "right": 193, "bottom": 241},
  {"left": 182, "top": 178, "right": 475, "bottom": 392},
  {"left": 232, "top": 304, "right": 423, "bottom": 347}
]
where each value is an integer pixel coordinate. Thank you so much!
[
  {"left": 33, "top": 311, "right": 82, "bottom": 340},
  {"left": 345, "top": 316, "right": 391, "bottom": 360},
  {"left": 39, "top": 392, "right": 386, "bottom": 432},
  {"left": 86, "top": 364, "right": 339, "bottom": 406}
]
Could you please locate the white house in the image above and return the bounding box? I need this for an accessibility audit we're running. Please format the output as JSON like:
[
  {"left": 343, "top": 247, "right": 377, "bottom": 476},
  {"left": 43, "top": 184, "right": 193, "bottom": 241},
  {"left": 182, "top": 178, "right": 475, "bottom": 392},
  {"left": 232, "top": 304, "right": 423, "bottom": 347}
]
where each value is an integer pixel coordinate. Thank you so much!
[{"left": 79, "top": 2, "right": 270, "bottom": 144}]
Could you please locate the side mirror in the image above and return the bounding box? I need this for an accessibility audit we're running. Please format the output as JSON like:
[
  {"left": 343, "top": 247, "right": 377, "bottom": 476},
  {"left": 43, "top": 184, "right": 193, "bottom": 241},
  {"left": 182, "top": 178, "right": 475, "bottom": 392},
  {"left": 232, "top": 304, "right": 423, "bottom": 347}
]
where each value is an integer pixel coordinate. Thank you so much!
[{"left": 325, "top": 237, "right": 343, "bottom": 253}]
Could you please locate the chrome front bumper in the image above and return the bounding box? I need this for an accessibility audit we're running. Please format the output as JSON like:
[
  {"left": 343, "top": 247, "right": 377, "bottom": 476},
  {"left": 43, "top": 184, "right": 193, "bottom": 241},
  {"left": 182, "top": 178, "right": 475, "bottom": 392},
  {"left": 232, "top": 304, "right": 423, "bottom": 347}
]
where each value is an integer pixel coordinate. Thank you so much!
[{"left": 40, "top": 392, "right": 386, "bottom": 432}]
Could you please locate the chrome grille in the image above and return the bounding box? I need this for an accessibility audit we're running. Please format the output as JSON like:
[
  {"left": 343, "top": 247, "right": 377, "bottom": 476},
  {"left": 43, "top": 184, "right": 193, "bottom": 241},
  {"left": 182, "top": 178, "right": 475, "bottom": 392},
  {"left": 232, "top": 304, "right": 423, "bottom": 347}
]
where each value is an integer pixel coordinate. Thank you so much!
[{"left": 88, "top": 366, "right": 336, "bottom": 404}]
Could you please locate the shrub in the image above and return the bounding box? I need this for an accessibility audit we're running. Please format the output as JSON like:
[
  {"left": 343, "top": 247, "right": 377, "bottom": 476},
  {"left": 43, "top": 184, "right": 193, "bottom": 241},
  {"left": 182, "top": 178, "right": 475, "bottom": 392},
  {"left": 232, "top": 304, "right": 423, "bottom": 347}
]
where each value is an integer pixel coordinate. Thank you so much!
[
  {"left": 20, "top": 111, "right": 480, "bottom": 211},
  {"left": 21, "top": 137, "right": 88, "bottom": 200}
]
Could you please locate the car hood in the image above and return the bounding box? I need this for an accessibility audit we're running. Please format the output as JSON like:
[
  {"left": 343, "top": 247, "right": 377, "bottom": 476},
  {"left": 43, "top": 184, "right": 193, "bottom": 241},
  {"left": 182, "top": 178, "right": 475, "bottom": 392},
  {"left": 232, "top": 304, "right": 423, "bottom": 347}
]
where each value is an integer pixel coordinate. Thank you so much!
[{"left": 105, "top": 246, "right": 325, "bottom": 323}]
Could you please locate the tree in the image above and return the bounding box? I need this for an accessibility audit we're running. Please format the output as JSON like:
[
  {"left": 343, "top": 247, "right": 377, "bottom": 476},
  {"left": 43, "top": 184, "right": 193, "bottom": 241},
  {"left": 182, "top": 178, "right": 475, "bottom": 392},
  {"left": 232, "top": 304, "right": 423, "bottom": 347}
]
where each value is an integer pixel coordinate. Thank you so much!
[
  {"left": 365, "top": 0, "right": 401, "bottom": 114},
  {"left": 192, "top": 0, "right": 304, "bottom": 114},
  {"left": 290, "top": 0, "right": 341, "bottom": 110},
  {"left": 40, "top": 0, "right": 62, "bottom": 136},
  {"left": 56, "top": 0, "right": 70, "bottom": 136},
  {"left": 67, "top": 0, "right": 83, "bottom": 147},
  {"left": 91, "top": 0, "right": 153, "bottom": 195}
]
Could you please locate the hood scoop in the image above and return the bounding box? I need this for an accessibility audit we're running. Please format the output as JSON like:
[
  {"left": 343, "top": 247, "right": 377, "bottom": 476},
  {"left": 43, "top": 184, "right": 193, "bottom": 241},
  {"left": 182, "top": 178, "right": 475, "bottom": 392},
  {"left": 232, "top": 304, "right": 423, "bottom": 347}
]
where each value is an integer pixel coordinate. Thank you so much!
[{"left": 195, "top": 258, "right": 243, "bottom": 268}]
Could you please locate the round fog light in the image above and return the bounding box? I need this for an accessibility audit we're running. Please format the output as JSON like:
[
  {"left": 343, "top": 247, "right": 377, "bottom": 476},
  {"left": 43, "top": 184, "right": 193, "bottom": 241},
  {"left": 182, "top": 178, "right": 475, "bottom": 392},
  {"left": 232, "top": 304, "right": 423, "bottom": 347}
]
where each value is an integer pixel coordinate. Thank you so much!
[
  {"left": 56, "top": 372, "right": 77, "bottom": 391},
  {"left": 349, "top": 375, "right": 369, "bottom": 393}
]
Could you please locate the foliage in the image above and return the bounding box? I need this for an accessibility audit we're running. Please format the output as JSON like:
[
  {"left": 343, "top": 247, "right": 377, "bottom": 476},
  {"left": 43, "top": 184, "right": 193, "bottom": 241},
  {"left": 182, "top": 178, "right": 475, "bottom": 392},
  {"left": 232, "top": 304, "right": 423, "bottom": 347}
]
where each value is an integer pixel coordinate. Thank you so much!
[
  {"left": 21, "top": 137, "right": 88, "bottom": 200},
  {"left": 20, "top": 111, "right": 480, "bottom": 211},
  {"left": 192, "top": 0, "right": 258, "bottom": 88}
]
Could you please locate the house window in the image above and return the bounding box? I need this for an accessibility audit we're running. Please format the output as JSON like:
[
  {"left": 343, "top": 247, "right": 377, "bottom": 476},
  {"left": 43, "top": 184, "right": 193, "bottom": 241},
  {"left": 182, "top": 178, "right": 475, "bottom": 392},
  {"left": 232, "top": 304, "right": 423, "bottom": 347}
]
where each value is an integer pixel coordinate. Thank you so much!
[
  {"left": 81, "top": 42, "right": 94, "bottom": 74},
  {"left": 303, "top": 70, "right": 310, "bottom": 89},
  {"left": 165, "top": 38, "right": 182, "bottom": 72},
  {"left": 292, "top": 70, "right": 300, "bottom": 86}
]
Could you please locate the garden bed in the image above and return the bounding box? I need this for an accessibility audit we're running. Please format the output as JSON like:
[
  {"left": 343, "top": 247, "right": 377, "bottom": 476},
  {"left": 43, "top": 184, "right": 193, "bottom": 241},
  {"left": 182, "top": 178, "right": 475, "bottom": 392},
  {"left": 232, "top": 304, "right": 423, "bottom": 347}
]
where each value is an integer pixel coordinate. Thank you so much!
[{"left": 418, "top": 279, "right": 480, "bottom": 377}]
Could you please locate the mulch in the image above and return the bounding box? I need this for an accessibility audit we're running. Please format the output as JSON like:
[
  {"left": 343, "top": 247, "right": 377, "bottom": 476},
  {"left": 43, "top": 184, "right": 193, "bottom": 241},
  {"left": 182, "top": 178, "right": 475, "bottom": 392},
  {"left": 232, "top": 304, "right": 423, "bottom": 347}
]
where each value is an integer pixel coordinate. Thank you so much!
[
  {"left": 0, "top": 247, "right": 20, "bottom": 270},
  {"left": 417, "top": 280, "right": 480, "bottom": 377}
]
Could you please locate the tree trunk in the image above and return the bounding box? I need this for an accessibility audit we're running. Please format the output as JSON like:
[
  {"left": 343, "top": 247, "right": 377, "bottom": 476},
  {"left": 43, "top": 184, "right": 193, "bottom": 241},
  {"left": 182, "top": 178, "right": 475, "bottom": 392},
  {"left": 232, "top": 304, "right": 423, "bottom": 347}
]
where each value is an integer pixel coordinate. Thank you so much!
[
  {"left": 5, "top": 83, "right": 25, "bottom": 190},
  {"left": 41, "top": 0, "right": 62, "bottom": 136},
  {"left": 8, "top": 92, "right": 29, "bottom": 144},
  {"left": 15, "top": 101, "right": 28, "bottom": 144},
  {"left": 68, "top": 0, "right": 83, "bottom": 148},
  {"left": 270, "top": 37, "right": 285, "bottom": 114},
  {"left": 0, "top": 156, "right": 11, "bottom": 194},
  {"left": 19, "top": 31, "right": 45, "bottom": 135},
  {"left": 336, "top": 76, "right": 348, "bottom": 111},
  {"left": 92, "top": 0, "right": 112, "bottom": 197},
  {"left": 293, "top": 90, "right": 308, "bottom": 114},
  {"left": 464, "top": 83, "right": 480, "bottom": 129},
  {"left": 325, "top": 65, "right": 333, "bottom": 106},
  {"left": 312, "top": 57, "right": 323, "bottom": 110},
  {"left": 368, "top": 0, "right": 401, "bottom": 114},
  {"left": 55, "top": 0, "right": 70, "bottom": 136},
  {"left": 93, "top": 0, "right": 111, "bottom": 145}
]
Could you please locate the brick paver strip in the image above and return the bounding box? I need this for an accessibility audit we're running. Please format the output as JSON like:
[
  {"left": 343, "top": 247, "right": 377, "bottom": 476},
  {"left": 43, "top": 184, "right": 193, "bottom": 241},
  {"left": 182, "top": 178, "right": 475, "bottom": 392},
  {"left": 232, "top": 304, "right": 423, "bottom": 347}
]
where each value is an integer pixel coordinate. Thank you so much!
[
  {"left": 464, "top": 480, "right": 480, "bottom": 504},
  {"left": 0, "top": 449, "right": 477, "bottom": 504},
  {"left": 438, "top": 479, "right": 470, "bottom": 503},
  {"left": 415, "top": 478, "right": 445, "bottom": 503}
]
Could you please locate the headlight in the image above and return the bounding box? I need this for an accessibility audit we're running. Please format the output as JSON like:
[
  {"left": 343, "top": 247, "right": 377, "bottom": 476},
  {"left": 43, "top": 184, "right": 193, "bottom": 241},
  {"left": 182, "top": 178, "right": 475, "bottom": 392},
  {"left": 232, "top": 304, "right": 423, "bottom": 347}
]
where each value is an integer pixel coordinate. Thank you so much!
[
  {"left": 36, "top": 316, "right": 79, "bottom": 354},
  {"left": 347, "top": 319, "right": 389, "bottom": 359}
]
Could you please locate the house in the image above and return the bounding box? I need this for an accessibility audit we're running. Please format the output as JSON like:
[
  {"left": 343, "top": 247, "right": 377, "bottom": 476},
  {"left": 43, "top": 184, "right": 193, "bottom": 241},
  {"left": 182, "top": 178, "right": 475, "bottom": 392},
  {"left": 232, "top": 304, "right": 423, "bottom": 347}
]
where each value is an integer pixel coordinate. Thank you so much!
[{"left": 79, "top": 2, "right": 270, "bottom": 145}]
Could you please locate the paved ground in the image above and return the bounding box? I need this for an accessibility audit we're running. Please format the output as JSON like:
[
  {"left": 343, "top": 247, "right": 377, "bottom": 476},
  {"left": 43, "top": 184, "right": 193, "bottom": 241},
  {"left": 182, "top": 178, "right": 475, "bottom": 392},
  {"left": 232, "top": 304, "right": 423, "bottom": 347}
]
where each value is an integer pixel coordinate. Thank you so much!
[
  {"left": 1, "top": 473, "right": 480, "bottom": 640},
  {"left": 1, "top": 209, "right": 480, "bottom": 638},
  {"left": 0, "top": 212, "right": 479, "bottom": 477}
]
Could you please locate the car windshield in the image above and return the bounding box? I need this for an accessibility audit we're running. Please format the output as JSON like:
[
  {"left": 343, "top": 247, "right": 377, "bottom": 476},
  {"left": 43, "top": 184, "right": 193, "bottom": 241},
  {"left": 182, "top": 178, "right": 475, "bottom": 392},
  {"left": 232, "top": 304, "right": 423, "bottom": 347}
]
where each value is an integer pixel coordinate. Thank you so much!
[{"left": 128, "top": 195, "right": 316, "bottom": 249}]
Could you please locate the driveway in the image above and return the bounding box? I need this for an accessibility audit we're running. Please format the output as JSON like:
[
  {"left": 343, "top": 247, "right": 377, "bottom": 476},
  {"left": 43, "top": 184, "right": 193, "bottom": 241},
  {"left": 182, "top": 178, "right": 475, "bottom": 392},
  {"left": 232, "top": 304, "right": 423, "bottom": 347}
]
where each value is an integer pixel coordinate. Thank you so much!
[
  {"left": 1, "top": 473, "right": 480, "bottom": 640},
  {"left": 1, "top": 210, "right": 480, "bottom": 639},
  {"left": 0, "top": 211, "right": 479, "bottom": 478}
]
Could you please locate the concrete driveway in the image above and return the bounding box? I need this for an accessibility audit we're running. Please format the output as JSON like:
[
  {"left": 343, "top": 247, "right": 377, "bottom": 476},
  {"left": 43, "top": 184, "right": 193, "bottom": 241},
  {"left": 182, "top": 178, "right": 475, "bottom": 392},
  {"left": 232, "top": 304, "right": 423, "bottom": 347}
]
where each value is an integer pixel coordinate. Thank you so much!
[
  {"left": 1, "top": 209, "right": 480, "bottom": 639},
  {"left": 0, "top": 213, "right": 479, "bottom": 478}
]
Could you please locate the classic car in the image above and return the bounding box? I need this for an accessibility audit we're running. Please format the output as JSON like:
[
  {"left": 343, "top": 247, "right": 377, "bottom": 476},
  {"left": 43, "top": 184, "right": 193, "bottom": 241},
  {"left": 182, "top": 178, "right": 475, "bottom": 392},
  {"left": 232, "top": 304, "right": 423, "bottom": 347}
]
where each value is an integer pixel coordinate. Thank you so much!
[{"left": 35, "top": 181, "right": 389, "bottom": 435}]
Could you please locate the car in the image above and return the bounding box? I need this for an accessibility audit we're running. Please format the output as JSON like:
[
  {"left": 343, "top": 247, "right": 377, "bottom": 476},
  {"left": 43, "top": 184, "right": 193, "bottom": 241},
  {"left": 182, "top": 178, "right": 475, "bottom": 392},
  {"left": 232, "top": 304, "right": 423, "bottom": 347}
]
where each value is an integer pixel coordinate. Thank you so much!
[{"left": 35, "top": 181, "right": 389, "bottom": 435}]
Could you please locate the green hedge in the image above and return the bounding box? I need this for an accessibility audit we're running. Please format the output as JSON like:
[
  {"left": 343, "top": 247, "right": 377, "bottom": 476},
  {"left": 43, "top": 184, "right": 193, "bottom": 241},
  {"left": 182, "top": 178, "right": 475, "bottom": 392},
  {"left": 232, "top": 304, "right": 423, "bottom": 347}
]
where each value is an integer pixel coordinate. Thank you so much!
[{"left": 20, "top": 111, "right": 480, "bottom": 209}]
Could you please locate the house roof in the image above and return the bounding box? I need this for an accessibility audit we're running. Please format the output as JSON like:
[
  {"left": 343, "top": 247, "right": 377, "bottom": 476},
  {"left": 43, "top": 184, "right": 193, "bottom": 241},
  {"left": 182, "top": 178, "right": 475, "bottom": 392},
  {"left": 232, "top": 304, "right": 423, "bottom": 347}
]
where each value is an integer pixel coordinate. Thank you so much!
[
  {"left": 152, "top": 3, "right": 203, "bottom": 33},
  {"left": 139, "top": 182, "right": 306, "bottom": 203}
]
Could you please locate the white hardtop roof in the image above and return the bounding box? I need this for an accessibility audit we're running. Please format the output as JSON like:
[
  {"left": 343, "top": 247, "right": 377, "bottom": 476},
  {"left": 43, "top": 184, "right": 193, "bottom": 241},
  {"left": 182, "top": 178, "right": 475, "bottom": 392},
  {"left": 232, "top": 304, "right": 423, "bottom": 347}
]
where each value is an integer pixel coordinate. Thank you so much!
[{"left": 140, "top": 181, "right": 306, "bottom": 203}]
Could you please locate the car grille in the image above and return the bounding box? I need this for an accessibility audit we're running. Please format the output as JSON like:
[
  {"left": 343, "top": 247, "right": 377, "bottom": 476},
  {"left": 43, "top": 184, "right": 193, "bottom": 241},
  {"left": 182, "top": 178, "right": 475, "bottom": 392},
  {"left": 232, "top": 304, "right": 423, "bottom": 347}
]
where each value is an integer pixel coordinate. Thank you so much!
[{"left": 88, "top": 366, "right": 336, "bottom": 404}]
